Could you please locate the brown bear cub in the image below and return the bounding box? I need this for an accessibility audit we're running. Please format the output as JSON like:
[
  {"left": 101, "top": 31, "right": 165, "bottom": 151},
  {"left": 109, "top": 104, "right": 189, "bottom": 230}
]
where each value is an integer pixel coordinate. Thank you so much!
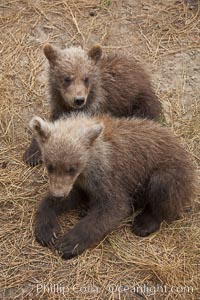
[
  {"left": 24, "top": 43, "right": 162, "bottom": 166},
  {"left": 30, "top": 114, "right": 195, "bottom": 260}
]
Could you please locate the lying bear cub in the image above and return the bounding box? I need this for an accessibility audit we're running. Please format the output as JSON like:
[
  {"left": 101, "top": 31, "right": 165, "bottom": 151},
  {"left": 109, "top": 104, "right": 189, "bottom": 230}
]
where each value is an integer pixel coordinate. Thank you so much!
[{"left": 30, "top": 114, "right": 195, "bottom": 260}]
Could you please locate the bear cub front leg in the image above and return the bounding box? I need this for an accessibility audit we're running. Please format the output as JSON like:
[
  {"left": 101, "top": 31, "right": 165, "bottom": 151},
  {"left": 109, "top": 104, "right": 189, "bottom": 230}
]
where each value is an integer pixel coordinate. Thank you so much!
[
  {"left": 35, "top": 189, "right": 88, "bottom": 247},
  {"left": 35, "top": 195, "right": 61, "bottom": 247},
  {"left": 55, "top": 201, "right": 131, "bottom": 260},
  {"left": 55, "top": 212, "right": 104, "bottom": 259}
]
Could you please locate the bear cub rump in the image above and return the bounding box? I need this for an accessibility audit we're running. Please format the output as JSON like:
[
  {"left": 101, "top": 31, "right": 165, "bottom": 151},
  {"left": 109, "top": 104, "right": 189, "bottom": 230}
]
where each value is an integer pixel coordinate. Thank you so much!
[
  {"left": 30, "top": 114, "right": 195, "bottom": 260},
  {"left": 24, "top": 43, "right": 162, "bottom": 166}
]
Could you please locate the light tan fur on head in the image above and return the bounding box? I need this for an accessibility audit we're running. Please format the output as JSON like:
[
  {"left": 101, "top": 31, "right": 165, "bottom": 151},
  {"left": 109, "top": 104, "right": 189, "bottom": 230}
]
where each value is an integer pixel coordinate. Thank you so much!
[
  {"left": 44, "top": 43, "right": 101, "bottom": 110},
  {"left": 29, "top": 116, "right": 51, "bottom": 143},
  {"left": 29, "top": 115, "right": 103, "bottom": 198}
]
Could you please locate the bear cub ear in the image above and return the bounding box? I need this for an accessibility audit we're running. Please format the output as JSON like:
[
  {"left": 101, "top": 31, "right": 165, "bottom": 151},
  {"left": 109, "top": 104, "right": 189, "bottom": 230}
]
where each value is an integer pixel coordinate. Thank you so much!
[
  {"left": 88, "top": 44, "right": 102, "bottom": 63},
  {"left": 43, "top": 43, "right": 58, "bottom": 64},
  {"left": 86, "top": 123, "right": 104, "bottom": 145},
  {"left": 29, "top": 116, "right": 51, "bottom": 143}
]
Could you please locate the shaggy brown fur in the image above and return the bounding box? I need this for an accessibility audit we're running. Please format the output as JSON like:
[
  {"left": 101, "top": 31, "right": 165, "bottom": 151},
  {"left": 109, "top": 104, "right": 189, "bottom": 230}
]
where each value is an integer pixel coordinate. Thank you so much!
[
  {"left": 30, "top": 114, "right": 196, "bottom": 260},
  {"left": 24, "top": 43, "right": 162, "bottom": 166}
]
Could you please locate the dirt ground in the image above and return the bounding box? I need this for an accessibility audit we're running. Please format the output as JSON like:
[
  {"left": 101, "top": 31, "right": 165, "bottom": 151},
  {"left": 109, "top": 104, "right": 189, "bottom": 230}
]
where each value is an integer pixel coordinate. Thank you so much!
[{"left": 0, "top": 0, "right": 200, "bottom": 299}]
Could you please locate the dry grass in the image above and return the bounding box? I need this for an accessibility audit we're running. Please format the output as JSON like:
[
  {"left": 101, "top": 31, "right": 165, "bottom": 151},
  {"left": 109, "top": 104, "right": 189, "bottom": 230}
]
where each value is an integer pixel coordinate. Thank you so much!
[{"left": 0, "top": 0, "right": 199, "bottom": 299}]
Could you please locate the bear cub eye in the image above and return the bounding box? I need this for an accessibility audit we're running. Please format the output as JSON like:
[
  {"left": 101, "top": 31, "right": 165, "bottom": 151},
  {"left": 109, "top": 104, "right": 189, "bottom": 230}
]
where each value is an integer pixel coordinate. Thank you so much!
[
  {"left": 84, "top": 77, "right": 89, "bottom": 86},
  {"left": 47, "top": 164, "right": 55, "bottom": 173},
  {"left": 65, "top": 166, "right": 77, "bottom": 176},
  {"left": 64, "top": 76, "right": 72, "bottom": 86}
]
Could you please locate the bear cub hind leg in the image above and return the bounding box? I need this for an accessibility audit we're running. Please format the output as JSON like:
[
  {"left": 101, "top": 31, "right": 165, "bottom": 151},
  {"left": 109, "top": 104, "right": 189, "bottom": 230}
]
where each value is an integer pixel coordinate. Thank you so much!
[
  {"left": 132, "top": 205, "right": 162, "bottom": 237},
  {"left": 132, "top": 170, "right": 177, "bottom": 237}
]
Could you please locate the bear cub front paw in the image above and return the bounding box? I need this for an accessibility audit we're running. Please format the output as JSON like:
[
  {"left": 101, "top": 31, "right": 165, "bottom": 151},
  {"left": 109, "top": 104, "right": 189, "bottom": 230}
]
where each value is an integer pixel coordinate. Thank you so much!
[
  {"left": 23, "top": 138, "right": 42, "bottom": 166},
  {"left": 35, "top": 211, "right": 60, "bottom": 247},
  {"left": 55, "top": 231, "right": 88, "bottom": 260}
]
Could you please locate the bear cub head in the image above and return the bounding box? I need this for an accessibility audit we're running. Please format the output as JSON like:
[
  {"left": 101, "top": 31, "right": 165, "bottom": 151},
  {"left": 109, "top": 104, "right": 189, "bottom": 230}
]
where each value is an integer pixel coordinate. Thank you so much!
[
  {"left": 30, "top": 116, "right": 103, "bottom": 198},
  {"left": 44, "top": 43, "right": 102, "bottom": 110}
]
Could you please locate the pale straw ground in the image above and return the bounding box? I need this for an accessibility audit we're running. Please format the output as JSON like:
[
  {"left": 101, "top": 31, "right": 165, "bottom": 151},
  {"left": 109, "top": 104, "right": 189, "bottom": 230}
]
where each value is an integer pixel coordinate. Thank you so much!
[{"left": 0, "top": 1, "right": 200, "bottom": 299}]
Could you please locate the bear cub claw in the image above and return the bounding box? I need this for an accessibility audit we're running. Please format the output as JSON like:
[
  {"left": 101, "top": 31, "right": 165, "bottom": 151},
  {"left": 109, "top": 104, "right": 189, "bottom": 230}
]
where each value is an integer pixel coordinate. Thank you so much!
[
  {"left": 35, "top": 215, "right": 60, "bottom": 247},
  {"left": 23, "top": 137, "right": 42, "bottom": 166},
  {"left": 23, "top": 149, "right": 42, "bottom": 167},
  {"left": 55, "top": 232, "right": 86, "bottom": 260}
]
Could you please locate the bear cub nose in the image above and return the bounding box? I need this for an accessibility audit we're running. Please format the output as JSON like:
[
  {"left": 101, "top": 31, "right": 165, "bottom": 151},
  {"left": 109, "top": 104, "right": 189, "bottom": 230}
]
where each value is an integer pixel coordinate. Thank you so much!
[
  {"left": 52, "top": 192, "right": 65, "bottom": 199},
  {"left": 74, "top": 96, "right": 85, "bottom": 106}
]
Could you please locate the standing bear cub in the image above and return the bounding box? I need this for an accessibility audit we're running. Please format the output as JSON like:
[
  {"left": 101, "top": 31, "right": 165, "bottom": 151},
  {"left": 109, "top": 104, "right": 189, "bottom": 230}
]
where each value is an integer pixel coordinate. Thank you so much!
[
  {"left": 30, "top": 114, "right": 195, "bottom": 260},
  {"left": 24, "top": 43, "right": 162, "bottom": 166}
]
